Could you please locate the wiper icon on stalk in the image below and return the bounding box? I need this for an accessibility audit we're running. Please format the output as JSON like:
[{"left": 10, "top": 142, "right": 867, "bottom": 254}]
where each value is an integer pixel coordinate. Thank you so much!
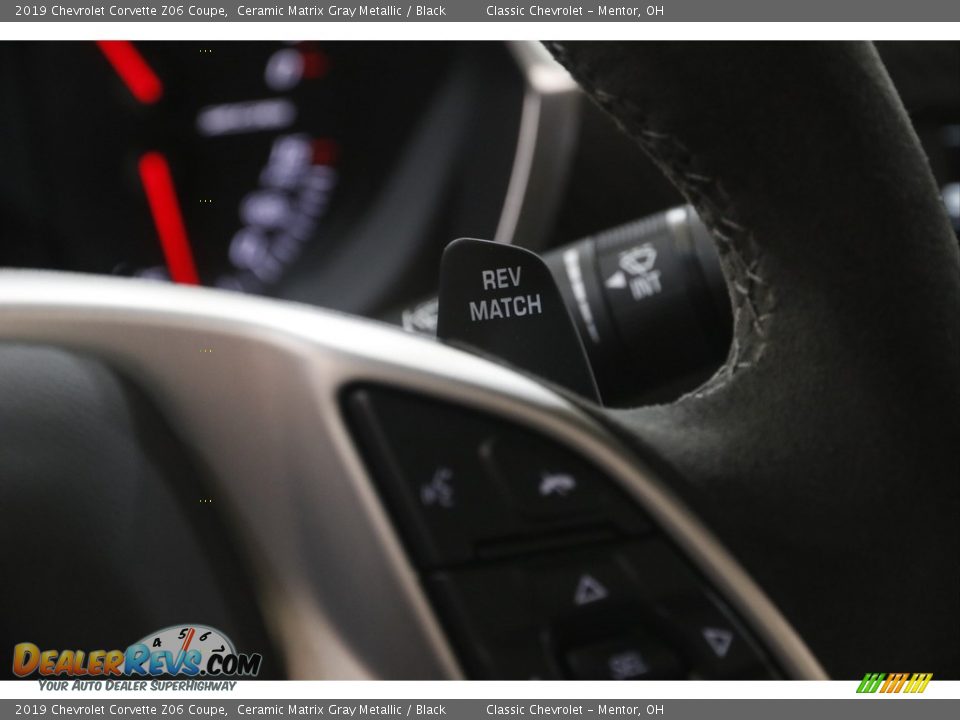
[{"left": 539, "top": 471, "right": 577, "bottom": 497}]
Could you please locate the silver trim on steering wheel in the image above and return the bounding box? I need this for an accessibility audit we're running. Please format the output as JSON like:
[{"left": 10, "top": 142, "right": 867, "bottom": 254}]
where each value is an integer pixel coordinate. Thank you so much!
[{"left": 0, "top": 271, "right": 826, "bottom": 680}]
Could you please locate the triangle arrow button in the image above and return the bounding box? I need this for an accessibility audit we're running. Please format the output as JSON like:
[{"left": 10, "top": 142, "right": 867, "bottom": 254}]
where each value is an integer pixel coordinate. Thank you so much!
[
  {"left": 573, "top": 574, "right": 609, "bottom": 606},
  {"left": 702, "top": 627, "right": 734, "bottom": 658}
]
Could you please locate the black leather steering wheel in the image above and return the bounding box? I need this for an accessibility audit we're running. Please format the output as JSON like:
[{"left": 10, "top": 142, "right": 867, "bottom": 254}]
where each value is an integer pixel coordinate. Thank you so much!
[
  {"left": 546, "top": 41, "right": 960, "bottom": 676},
  {"left": 0, "top": 41, "right": 956, "bottom": 679}
]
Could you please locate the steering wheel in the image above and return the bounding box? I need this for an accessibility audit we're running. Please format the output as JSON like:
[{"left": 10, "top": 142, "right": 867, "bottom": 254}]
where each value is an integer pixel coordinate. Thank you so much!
[{"left": 1, "top": 41, "right": 956, "bottom": 680}]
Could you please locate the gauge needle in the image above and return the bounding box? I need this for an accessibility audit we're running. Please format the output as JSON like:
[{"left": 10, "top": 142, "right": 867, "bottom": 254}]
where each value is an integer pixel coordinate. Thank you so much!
[
  {"left": 138, "top": 152, "right": 200, "bottom": 285},
  {"left": 180, "top": 627, "right": 196, "bottom": 653},
  {"left": 96, "top": 41, "right": 163, "bottom": 104}
]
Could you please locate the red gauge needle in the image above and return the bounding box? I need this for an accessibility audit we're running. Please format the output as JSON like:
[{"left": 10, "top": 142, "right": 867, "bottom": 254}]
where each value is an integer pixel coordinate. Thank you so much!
[
  {"left": 96, "top": 40, "right": 163, "bottom": 105},
  {"left": 180, "top": 627, "right": 196, "bottom": 653},
  {"left": 138, "top": 152, "right": 200, "bottom": 286}
]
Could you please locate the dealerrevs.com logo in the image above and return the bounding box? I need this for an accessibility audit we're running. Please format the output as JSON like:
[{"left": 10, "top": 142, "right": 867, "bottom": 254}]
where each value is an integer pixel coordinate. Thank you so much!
[{"left": 13, "top": 624, "right": 262, "bottom": 678}]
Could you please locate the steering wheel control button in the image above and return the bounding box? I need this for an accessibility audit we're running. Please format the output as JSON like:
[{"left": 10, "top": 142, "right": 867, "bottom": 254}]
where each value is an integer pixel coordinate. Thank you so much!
[
  {"left": 484, "top": 434, "right": 601, "bottom": 518},
  {"left": 622, "top": 540, "right": 773, "bottom": 678},
  {"left": 347, "top": 388, "right": 775, "bottom": 678},
  {"left": 528, "top": 550, "right": 642, "bottom": 619},
  {"left": 437, "top": 238, "right": 600, "bottom": 402},
  {"left": 563, "top": 634, "right": 683, "bottom": 680},
  {"left": 482, "top": 434, "right": 649, "bottom": 533},
  {"left": 347, "top": 389, "right": 515, "bottom": 566},
  {"left": 348, "top": 387, "right": 650, "bottom": 567},
  {"left": 663, "top": 595, "right": 767, "bottom": 679}
]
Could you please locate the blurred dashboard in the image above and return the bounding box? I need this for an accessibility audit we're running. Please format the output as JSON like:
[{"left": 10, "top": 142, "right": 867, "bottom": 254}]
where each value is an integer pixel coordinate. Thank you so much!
[
  {"left": 0, "top": 41, "right": 957, "bottom": 322},
  {"left": 0, "top": 41, "right": 543, "bottom": 316}
]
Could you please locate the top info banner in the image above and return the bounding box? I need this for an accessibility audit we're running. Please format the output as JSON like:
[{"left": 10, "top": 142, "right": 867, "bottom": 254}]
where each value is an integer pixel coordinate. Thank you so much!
[{"left": 8, "top": 0, "right": 960, "bottom": 21}]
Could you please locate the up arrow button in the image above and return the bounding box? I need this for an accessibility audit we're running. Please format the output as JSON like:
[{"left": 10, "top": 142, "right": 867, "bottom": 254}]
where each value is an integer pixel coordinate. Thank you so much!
[{"left": 437, "top": 238, "right": 600, "bottom": 402}]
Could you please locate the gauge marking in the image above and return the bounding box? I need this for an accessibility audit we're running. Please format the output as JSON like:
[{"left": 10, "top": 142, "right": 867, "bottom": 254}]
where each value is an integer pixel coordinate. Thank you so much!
[
  {"left": 138, "top": 152, "right": 200, "bottom": 286},
  {"left": 20, "top": 42, "right": 343, "bottom": 292},
  {"left": 96, "top": 41, "right": 163, "bottom": 105}
]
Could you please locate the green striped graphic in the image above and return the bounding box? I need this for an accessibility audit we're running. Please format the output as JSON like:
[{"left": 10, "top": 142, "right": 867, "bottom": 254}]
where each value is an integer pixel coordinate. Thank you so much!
[{"left": 857, "top": 673, "right": 886, "bottom": 693}]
